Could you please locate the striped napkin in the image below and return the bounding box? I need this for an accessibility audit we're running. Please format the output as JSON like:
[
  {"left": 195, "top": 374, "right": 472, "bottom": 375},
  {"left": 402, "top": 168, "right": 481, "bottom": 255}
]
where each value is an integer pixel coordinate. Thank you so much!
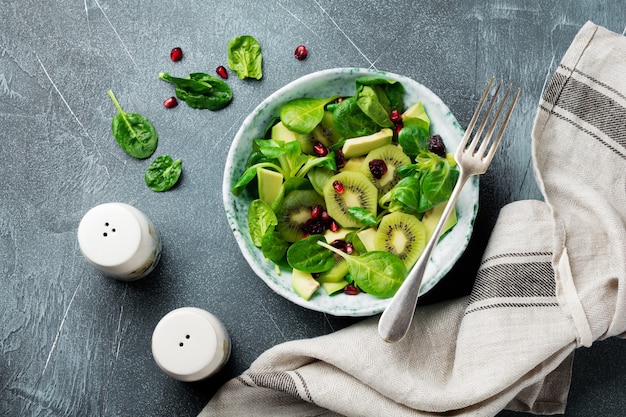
[{"left": 201, "top": 21, "right": 626, "bottom": 416}]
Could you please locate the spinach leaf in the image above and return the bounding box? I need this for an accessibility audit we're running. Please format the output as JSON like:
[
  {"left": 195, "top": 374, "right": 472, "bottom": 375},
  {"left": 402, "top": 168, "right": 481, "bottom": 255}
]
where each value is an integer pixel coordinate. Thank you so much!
[
  {"left": 356, "top": 85, "right": 393, "bottom": 128},
  {"left": 317, "top": 241, "right": 407, "bottom": 298},
  {"left": 144, "top": 155, "right": 182, "bottom": 192},
  {"left": 332, "top": 96, "right": 379, "bottom": 138},
  {"left": 379, "top": 176, "right": 421, "bottom": 214},
  {"left": 107, "top": 90, "right": 158, "bottom": 159},
  {"left": 287, "top": 235, "right": 335, "bottom": 273},
  {"left": 420, "top": 161, "right": 459, "bottom": 208},
  {"left": 279, "top": 96, "right": 338, "bottom": 134},
  {"left": 227, "top": 35, "right": 263, "bottom": 80},
  {"left": 398, "top": 124, "right": 430, "bottom": 157},
  {"left": 347, "top": 207, "right": 378, "bottom": 227},
  {"left": 261, "top": 230, "right": 289, "bottom": 262},
  {"left": 158, "top": 72, "right": 233, "bottom": 110},
  {"left": 248, "top": 199, "right": 278, "bottom": 247},
  {"left": 356, "top": 76, "right": 405, "bottom": 112}
]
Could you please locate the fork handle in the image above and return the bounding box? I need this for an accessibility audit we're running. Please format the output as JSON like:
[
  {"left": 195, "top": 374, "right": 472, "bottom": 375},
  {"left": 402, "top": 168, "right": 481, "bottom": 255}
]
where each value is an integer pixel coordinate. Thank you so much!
[{"left": 378, "top": 168, "right": 470, "bottom": 343}]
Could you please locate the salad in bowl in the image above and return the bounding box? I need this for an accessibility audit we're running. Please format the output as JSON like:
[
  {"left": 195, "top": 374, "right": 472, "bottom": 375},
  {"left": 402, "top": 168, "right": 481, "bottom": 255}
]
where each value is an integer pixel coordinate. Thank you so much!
[{"left": 223, "top": 68, "right": 478, "bottom": 316}]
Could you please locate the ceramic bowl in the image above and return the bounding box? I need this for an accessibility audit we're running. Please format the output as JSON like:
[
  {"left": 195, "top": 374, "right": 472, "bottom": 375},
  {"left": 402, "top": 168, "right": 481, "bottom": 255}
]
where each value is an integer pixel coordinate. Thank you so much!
[{"left": 223, "top": 68, "right": 478, "bottom": 316}]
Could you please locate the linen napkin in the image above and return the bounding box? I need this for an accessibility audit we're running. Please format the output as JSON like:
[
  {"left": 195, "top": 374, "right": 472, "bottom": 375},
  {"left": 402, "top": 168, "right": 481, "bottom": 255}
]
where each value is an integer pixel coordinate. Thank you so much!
[{"left": 201, "top": 21, "right": 626, "bottom": 417}]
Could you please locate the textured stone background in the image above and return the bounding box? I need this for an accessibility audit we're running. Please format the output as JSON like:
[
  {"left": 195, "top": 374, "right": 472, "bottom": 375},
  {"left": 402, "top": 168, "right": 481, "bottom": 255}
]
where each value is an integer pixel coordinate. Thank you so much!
[{"left": 1, "top": 1, "right": 625, "bottom": 415}]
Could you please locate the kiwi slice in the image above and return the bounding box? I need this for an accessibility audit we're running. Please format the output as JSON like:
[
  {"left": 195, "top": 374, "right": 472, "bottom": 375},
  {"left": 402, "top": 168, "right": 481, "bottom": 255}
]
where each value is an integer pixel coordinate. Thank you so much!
[
  {"left": 323, "top": 171, "right": 378, "bottom": 229},
  {"left": 276, "top": 190, "right": 325, "bottom": 242},
  {"left": 374, "top": 212, "right": 426, "bottom": 269},
  {"left": 360, "top": 144, "right": 411, "bottom": 195}
]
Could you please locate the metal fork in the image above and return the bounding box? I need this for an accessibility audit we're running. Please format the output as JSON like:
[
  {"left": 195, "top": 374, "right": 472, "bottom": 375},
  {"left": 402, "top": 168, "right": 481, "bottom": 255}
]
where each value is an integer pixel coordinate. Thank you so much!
[{"left": 378, "top": 77, "right": 521, "bottom": 343}]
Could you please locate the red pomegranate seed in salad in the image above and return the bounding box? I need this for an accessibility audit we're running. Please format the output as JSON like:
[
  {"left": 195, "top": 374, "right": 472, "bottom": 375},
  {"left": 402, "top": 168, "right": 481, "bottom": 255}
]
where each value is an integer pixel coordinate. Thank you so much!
[
  {"left": 395, "top": 122, "right": 404, "bottom": 134},
  {"left": 344, "top": 284, "right": 359, "bottom": 295},
  {"left": 332, "top": 180, "right": 344, "bottom": 194},
  {"left": 329, "top": 221, "right": 339, "bottom": 233},
  {"left": 330, "top": 239, "right": 347, "bottom": 251},
  {"left": 170, "top": 47, "right": 183, "bottom": 62},
  {"left": 163, "top": 97, "right": 178, "bottom": 108},
  {"left": 294, "top": 45, "right": 308, "bottom": 60},
  {"left": 345, "top": 243, "right": 354, "bottom": 254},
  {"left": 390, "top": 109, "right": 401, "bottom": 124},
  {"left": 216, "top": 65, "right": 228, "bottom": 79},
  {"left": 321, "top": 211, "right": 331, "bottom": 223},
  {"left": 313, "top": 142, "right": 329, "bottom": 156},
  {"left": 334, "top": 149, "right": 346, "bottom": 169},
  {"left": 311, "top": 205, "right": 323, "bottom": 219}
]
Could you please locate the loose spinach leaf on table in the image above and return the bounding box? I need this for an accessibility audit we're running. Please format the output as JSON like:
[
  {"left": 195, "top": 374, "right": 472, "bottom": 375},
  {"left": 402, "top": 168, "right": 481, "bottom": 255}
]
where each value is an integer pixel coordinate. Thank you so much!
[
  {"left": 279, "top": 96, "right": 338, "bottom": 134},
  {"left": 227, "top": 35, "right": 263, "bottom": 80},
  {"left": 158, "top": 72, "right": 233, "bottom": 110},
  {"left": 317, "top": 241, "right": 408, "bottom": 298},
  {"left": 107, "top": 90, "right": 158, "bottom": 159},
  {"left": 144, "top": 155, "right": 182, "bottom": 192}
]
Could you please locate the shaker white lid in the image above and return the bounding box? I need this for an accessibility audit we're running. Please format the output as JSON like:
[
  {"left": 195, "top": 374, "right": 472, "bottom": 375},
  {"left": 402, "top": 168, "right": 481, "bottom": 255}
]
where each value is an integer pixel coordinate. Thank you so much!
[
  {"left": 151, "top": 307, "right": 230, "bottom": 382},
  {"left": 77, "top": 203, "right": 141, "bottom": 268}
]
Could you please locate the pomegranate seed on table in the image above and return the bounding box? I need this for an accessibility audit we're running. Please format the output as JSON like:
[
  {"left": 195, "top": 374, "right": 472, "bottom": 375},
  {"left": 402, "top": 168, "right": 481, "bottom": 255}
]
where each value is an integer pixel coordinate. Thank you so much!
[
  {"left": 216, "top": 65, "right": 228, "bottom": 79},
  {"left": 163, "top": 97, "right": 178, "bottom": 108},
  {"left": 294, "top": 44, "right": 308, "bottom": 60},
  {"left": 332, "top": 180, "right": 344, "bottom": 194},
  {"left": 170, "top": 47, "right": 183, "bottom": 62}
]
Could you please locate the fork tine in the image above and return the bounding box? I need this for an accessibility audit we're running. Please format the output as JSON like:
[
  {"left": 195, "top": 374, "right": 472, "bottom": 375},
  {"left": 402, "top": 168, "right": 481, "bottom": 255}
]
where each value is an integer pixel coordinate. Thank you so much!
[
  {"left": 484, "top": 86, "right": 521, "bottom": 161},
  {"left": 475, "top": 82, "right": 511, "bottom": 157},
  {"left": 468, "top": 79, "right": 504, "bottom": 155},
  {"left": 456, "top": 77, "right": 494, "bottom": 154}
]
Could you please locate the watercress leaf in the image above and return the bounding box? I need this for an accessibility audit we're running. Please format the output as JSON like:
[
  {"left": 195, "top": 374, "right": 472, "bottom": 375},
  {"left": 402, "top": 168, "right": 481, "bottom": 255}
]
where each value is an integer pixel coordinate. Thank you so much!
[
  {"left": 227, "top": 35, "right": 263, "bottom": 80},
  {"left": 158, "top": 72, "right": 233, "bottom": 110},
  {"left": 255, "top": 139, "right": 288, "bottom": 159},
  {"left": 347, "top": 207, "right": 378, "bottom": 227},
  {"left": 356, "top": 85, "right": 394, "bottom": 128},
  {"left": 349, "top": 251, "right": 407, "bottom": 298},
  {"left": 332, "top": 96, "right": 379, "bottom": 138},
  {"left": 398, "top": 124, "right": 430, "bottom": 158},
  {"left": 379, "top": 176, "right": 421, "bottom": 214},
  {"left": 287, "top": 235, "right": 335, "bottom": 273},
  {"left": 280, "top": 96, "right": 338, "bottom": 134},
  {"left": 108, "top": 90, "right": 158, "bottom": 159},
  {"left": 248, "top": 199, "right": 277, "bottom": 247},
  {"left": 296, "top": 153, "right": 336, "bottom": 177},
  {"left": 145, "top": 155, "right": 182, "bottom": 192},
  {"left": 261, "top": 230, "right": 289, "bottom": 262}
]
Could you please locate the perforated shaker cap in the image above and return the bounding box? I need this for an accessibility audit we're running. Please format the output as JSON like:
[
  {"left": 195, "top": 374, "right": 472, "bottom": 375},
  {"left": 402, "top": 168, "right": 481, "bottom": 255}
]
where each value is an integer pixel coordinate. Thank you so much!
[
  {"left": 151, "top": 307, "right": 231, "bottom": 382},
  {"left": 77, "top": 203, "right": 142, "bottom": 270}
]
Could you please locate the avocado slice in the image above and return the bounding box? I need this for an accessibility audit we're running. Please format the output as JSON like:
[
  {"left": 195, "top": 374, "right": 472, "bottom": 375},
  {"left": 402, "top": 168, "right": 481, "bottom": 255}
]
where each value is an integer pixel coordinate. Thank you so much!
[
  {"left": 257, "top": 167, "right": 283, "bottom": 205},
  {"left": 321, "top": 280, "right": 349, "bottom": 295},
  {"left": 401, "top": 101, "right": 430, "bottom": 129},
  {"left": 356, "top": 227, "right": 378, "bottom": 252},
  {"left": 291, "top": 269, "right": 320, "bottom": 300},
  {"left": 340, "top": 156, "right": 366, "bottom": 172},
  {"left": 341, "top": 128, "right": 393, "bottom": 159},
  {"left": 421, "top": 202, "right": 457, "bottom": 241}
]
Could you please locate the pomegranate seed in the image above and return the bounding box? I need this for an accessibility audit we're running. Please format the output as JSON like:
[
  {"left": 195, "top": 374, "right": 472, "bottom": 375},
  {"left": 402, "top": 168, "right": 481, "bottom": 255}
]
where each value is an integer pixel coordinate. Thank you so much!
[
  {"left": 369, "top": 159, "right": 388, "bottom": 179},
  {"left": 429, "top": 134, "right": 447, "bottom": 157},
  {"left": 332, "top": 180, "right": 344, "bottom": 194},
  {"left": 395, "top": 122, "right": 404, "bottom": 134},
  {"left": 294, "top": 45, "right": 308, "bottom": 60},
  {"left": 163, "top": 96, "right": 178, "bottom": 109},
  {"left": 216, "top": 65, "right": 228, "bottom": 79},
  {"left": 390, "top": 109, "right": 401, "bottom": 124},
  {"left": 334, "top": 149, "right": 346, "bottom": 169},
  {"left": 313, "top": 142, "right": 329, "bottom": 156},
  {"left": 311, "top": 205, "right": 323, "bottom": 219},
  {"left": 321, "top": 211, "right": 331, "bottom": 223},
  {"left": 330, "top": 240, "right": 347, "bottom": 252},
  {"left": 329, "top": 221, "right": 340, "bottom": 233},
  {"left": 312, "top": 272, "right": 320, "bottom": 279},
  {"left": 345, "top": 243, "right": 354, "bottom": 255},
  {"left": 336, "top": 97, "right": 344, "bottom": 103},
  {"left": 170, "top": 47, "right": 183, "bottom": 62},
  {"left": 344, "top": 284, "right": 359, "bottom": 295}
]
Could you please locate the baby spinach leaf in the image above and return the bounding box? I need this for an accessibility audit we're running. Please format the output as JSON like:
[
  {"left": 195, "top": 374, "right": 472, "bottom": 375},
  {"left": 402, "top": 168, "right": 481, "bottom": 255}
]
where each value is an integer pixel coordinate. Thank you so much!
[
  {"left": 261, "top": 230, "right": 289, "bottom": 262},
  {"left": 145, "top": 155, "right": 182, "bottom": 192},
  {"left": 420, "top": 162, "right": 459, "bottom": 209},
  {"left": 356, "top": 85, "right": 393, "bottom": 128},
  {"left": 280, "top": 96, "right": 338, "bottom": 134},
  {"left": 379, "top": 176, "right": 421, "bottom": 214},
  {"left": 227, "top": 35, "right": 263, "bottom": 80},
  {"left": 317, "top": 241, "right": 407, "bottom": 298},
  {"left": 158, "top": 72, "right": 233, "bottom": 110},
  {"left": 356, "top": 76, "right": 405, "bottom": 112},
  {"left": 347, "top": 207, "right": 378, "bottom": 227},
  {"left": 248, "top": 199, "right": 278, "bottom": 247},
  {"left": 331, "top": 96, "right": 379, "bottom": 138},
  {"left": 287, "top": 235, "right": 335, "bottom": 273},
  {"left": 107, "top": 90, "right": 158, "bottom": 159},
  {"left": 398, "top": 124, "right": 430, "bottom": 158}
]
